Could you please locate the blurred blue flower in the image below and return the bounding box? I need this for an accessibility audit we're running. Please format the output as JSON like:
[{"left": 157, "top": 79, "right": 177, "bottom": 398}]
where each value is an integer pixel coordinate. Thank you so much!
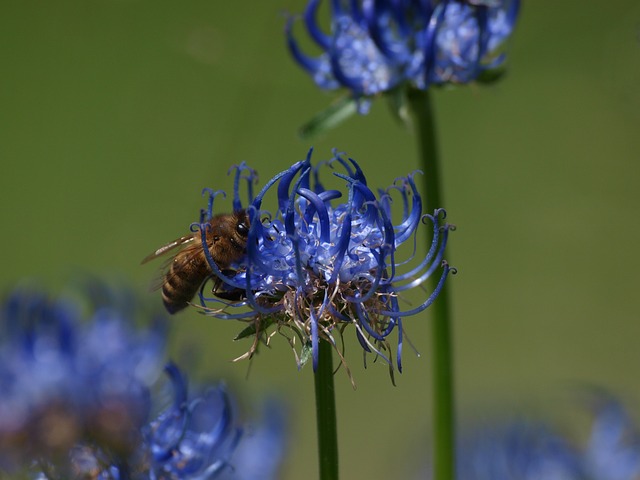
[
  {"left": 218, "top": 399, "right": 287, "bottom": 480},
  {"left": 426, "top": 396, "right": 640, "bottom": 480},
  {"left": 287, "top": 0, "right": 520, "bottom": 111},
  {"left": 63, "top": 364, "right": 285, "bottom": 480},
  {"left": 194, "top": 149, "right": 454, "bottom": 376},
  {"left": 3, "top": 286, "right": 288, "bottom": 479},
  {"left": 144, "top": 363, "right": 242, "bottom": 480},
  {"left": 0, "top": 287, "right": 166, "bottom": 472},
  {"left": 455, "top": 421, "right": 583, "bottom": 480},
  {"left": 584, "top": 397, "right": 640, "bottom": 480}
]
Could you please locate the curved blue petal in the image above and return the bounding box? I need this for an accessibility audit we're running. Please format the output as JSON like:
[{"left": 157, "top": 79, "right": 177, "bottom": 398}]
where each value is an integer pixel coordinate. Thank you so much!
[
  {"left": 304, "top": 0, "right": 331, "bottom": 49},
  {"left": 394, "top": 222, "right": 451, "bottom": 291},
  {"left": 298, "top": 187, "right": 331, "bottom": 243},
  {"left": 376, "top": 261, "right": 454, "bottom": 316}
]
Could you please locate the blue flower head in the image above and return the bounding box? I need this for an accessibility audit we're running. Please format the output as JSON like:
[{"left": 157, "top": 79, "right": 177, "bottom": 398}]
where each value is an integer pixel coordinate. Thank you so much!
[
  {"left": 64, "top": 363, "right": 285, "bottom": 480},
  {"left": 287, "top": 0, "right": 520, "bottom": 112},
  {"left": 193, "top": 149, "right": 454, "bottom": 379},
  {"left": 455, "top": 420, "right": 584, "bottom": 480},
  {"left": 143, "top": 363, "right": 243, "bottom": 480},
  {"left": 3, "top": 287, "right": 287, "bottom": 479},
  {"left": 583, "top": 395, "right": 640, "bottom": 480},
  {"left": 425, "top": 395, "right": 640, "bottom": 480},
  {"left": 0, "top": 286, "right": 166, "bottom": 473}
]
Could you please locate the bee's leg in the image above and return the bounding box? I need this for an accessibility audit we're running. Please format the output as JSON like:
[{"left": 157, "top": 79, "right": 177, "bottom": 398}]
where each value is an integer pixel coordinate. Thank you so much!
[{"left": 212, "top": 269, "right": 246, "bottom": 301}]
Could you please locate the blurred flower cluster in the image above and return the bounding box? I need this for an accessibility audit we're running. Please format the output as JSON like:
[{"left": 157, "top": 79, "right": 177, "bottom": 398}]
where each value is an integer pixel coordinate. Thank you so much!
[
  {"left": 287, "top": 0, "right": 520, "bottom": 112},
  {"left": 422, "top": 395, "right": 640, "bottom": 479},
  {"left": 0, "top": 285, "right": 286, "bottom": 479},
  {"left": 193, "top": 149, "right": 454, "bottom": 379}
]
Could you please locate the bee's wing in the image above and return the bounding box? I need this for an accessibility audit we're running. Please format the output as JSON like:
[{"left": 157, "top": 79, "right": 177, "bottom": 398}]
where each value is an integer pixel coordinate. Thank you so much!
[
  {"left": 146, "top": 238, "right": 211, "bottom": 293},
  {"left": 141, "top": 235, "right": 196, "bottom": 264}
]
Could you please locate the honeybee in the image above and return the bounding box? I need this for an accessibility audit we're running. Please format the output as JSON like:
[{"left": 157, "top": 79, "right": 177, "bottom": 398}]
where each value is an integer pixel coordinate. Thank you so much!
[{"left": 142, "top": 210, "right": 250, "bottom": 314}]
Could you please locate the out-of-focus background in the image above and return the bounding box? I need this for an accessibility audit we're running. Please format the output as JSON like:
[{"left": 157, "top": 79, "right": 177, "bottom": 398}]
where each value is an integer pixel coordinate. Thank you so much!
[{"left": 1, "top": 1, "right": 639, "bottom": 478}]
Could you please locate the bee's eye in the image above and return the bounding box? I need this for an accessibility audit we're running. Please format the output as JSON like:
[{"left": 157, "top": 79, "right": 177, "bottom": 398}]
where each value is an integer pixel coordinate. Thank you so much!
[{"left": 236, "top": 222, "right": 249, "bottom": 237}]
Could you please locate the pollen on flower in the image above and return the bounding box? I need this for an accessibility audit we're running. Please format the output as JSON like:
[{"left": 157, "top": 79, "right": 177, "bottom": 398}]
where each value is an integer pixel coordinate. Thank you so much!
[{"left": 192, "top": 149, "right": 455, "bottom": 382}]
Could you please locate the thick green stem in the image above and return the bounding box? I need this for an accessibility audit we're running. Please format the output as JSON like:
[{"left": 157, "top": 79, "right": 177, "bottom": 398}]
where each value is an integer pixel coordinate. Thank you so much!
[
  {"left": 314, "top": 339, "right": 339, "bottom": 480},
  {"left": 407, "top": 88, "right": 455, "bottom": 480}
]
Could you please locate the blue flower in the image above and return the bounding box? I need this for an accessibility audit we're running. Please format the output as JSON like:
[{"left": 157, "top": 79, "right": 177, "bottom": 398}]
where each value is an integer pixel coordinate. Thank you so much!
[
  {"left": 217, "top": 399, "right": 287, "bottom": 480},
  {"left": 287, "top": 0, "right": 520, "bottom": 110},
  {"left": 62, "top": 363, "right": 284, "bottom": 480},
  {"left": 423, "top": 396, "right": 640, "bottom": 480},
  {"left": 0, "top": 287, "right": 166, "bottom": 473},
  {"left": 455, "top": 421, "right": 584, "bottom": 480},
  {"left": 193, "top": 149, "right": 454, "bottom": 377},
  {"left": 1, "top": 286, "right": 286, "bottom": 479},
  {"left": 583, "top": 397, "right": 640, "bottom": 480},
  {"left": 144, "top": 363, "right": 242, "bottom": 480}
]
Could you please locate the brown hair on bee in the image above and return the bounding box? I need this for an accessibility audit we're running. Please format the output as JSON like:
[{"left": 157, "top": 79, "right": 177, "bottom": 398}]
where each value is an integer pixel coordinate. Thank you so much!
[{"left": 142, "top": 210, "right": 249, "bottom": 314}]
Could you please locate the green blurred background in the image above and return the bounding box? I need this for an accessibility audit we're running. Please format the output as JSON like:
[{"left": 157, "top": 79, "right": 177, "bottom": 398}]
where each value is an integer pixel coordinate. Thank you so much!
[{"left": 1, "top": 1, "right": 640, "bottom": 478}]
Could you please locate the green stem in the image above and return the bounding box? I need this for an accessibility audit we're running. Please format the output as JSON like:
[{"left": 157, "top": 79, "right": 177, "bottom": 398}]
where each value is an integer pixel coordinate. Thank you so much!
[
  {"left": 407, "top": 88, "right": 455, "bottom": 480},
  {"left": 314, "top": 339, "right": 339, "bottom": 480}
]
